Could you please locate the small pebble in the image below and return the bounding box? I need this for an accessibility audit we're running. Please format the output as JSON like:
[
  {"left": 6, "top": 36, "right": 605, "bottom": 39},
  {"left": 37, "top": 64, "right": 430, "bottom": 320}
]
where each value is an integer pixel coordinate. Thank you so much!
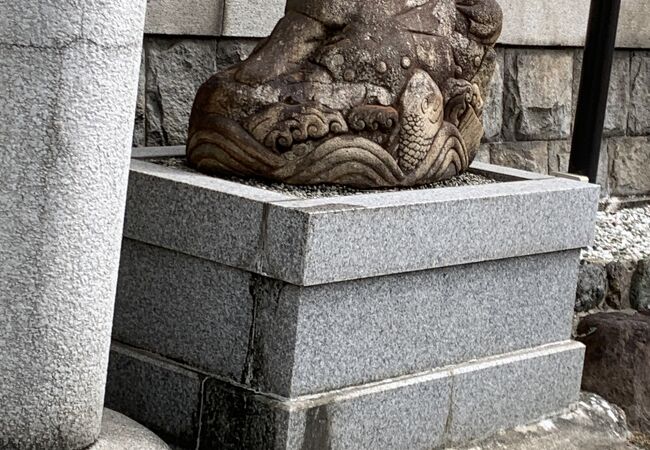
[
  {"left": 148, "top": 157, "right": 496, "bottom": 199},
  {"left": 581, "top": 204, "right": 650, "bottom": 263}
]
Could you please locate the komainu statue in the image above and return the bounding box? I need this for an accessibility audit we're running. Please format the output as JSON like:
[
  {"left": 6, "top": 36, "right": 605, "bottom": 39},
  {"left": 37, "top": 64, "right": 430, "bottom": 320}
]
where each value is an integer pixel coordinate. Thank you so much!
[{"left": 187, "top": 0, "right": 503, "bottom": 188}]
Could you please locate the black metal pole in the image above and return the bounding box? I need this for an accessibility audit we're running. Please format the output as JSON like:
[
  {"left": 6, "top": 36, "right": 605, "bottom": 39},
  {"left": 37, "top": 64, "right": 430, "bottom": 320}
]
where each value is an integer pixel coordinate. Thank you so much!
[{"left": 569, "top": 0, "right": 621, "bottom": 182}]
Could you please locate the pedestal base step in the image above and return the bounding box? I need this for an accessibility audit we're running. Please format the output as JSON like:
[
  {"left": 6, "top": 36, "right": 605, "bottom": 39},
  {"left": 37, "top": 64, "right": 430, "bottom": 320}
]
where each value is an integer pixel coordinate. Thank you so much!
[
  {"left": 106, "top": 341, "right": 584, "bottom": 450},
  {"left": 89, "top": 409, "right": 169, "bottom": 449}
]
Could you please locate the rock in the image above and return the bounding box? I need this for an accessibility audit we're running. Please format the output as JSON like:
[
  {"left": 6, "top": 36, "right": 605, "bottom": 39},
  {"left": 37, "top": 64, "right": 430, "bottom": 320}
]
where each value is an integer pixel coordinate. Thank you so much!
[
  {"left": 474, "top": 143, "right": 491, "bottom": 163},
  {"left": 629, "top": 52, "right": 650, "bottom": 136},
  {"left": 575, "top": 261, "right": 608, "bottom": 312},
  {"left": 548, "top": 140, "right": 570, "bottom": 174},
  {"left": 548, "top": 139, "right": 609, "bottom": 197},
  {"left": 449, "top": 392, "right": 636, "bottom": 450},
  {"left": 133, "top": 52, "right": 146, "bottom": 147},
  {"left": 631, "top": 259, "right": 650, "bottom": 311},
  {"left": 482, "top": 48, "right": 504, "bottom": 142},
  {"left": 578, "top": 312, "right": 650, "bottom": 434},
  {"left": 606, "top": 260, "right": 638, "bottom": 310},
  {"left": 504, "top": 48, "right": 573, "bottom": 141},
  {"left": 573, "top": 51, "right": 631, "bottom": 137},
  {"left": 489, "top": 141, "right": 548, "bottom": 174},
  {"left": 608, "top": 137, "right": 650, "bottom": 196},
  {"left": 606, "top": 52, "right": 632, "bottom": 136},
  {"left": 145, "top": 38, "right": 217, "bottom": 146}
]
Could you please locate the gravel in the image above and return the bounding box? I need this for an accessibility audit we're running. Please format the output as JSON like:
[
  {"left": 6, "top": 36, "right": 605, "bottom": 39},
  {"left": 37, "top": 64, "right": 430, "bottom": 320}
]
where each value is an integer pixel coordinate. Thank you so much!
[
  {"left": 148, "top": 157, "right": 497, "bottom": 199},
  {"left": 582, "top": 204, "right": 650, "bottom": 263}
]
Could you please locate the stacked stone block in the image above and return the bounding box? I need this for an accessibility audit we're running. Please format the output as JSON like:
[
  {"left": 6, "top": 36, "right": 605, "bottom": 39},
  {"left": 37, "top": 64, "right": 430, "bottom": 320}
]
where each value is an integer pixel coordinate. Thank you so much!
[{"left": 105, "top": 155, "right": 599, "bottom": 448}]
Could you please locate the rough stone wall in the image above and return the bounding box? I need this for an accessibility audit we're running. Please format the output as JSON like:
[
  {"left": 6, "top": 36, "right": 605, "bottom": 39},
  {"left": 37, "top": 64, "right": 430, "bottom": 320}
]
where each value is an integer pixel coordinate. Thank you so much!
[
  {"left": 480, "top": 47, "right": 650, "bottom": 199},
  {"left": 132, "top": 38, "right": 649, "bottom": 199}
]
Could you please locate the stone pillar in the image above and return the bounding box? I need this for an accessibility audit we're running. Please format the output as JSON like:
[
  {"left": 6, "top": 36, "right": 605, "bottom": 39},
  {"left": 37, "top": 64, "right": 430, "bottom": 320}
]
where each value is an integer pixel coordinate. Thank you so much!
[{"left": 0, "top": 1, "right": 146, "bottom": 448}]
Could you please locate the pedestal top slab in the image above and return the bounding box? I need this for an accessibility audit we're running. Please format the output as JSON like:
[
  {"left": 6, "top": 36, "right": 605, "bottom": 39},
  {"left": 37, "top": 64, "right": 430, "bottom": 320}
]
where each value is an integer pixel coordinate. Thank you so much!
[{"left": 125, "top": 147, "right": 599, "bottom": 285}]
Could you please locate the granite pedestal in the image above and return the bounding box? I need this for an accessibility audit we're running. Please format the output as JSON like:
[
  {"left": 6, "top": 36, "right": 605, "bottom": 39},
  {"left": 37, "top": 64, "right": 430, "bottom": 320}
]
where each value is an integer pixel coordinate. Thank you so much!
[{"left": 106, "top": 147, "right": 599, "bottom": 449}]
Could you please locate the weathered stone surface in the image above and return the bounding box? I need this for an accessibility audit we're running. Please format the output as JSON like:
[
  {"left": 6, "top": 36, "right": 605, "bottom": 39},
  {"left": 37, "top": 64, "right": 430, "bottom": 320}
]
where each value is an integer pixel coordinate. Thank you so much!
[
  {"left": 114, "top": 239, "right": 254, "bottom": 381},
  {"left": 489, "top": 141, "right": 549, "bottom": 174},
  {"left": 482, "top": 48, "right": 504, "bottom": 142},
  {"left": 89, "top": 409, "right": 170, "bottom": 450},
  {"left": 578, "top": 312, "right": 650, "bottom": 433},
  {"left": 144, "top": 0, "right": 224, "bottom": 36},
  {"left": 597, "top": 140, "right": 611, "bottom": 197},
  {"left": 125, "top": 160, "right": 598, "bottom": 286},
  {"left": 549, "top": 138, "right": 608, "bottom": 197},
  {"left": 548, "top": 140, "right": 571, "bottom": 174},
  {"left": 504, "top": 49, "right": 573, "bottom": 141},
  {"left": 140, "top": 0, "right": 650, "bottom": 49},
  {"left": 573, "top": 51, "right": 631, "bottom": 137},
  {"left": 497, "top": 0, "right": 650, "bottom": 49},
  {"left": 450, "top": 393, "right": 636, "bottom": 450},
  {"left": 575, "top": 261, "right": 608, "bottom": 312},
  {"left": 631, "top": 259, "right": 650, "bottom": 311},
  {"left": 607, "top": 260, "right": 638, "bottom": 310},
  {"left": 216, "top": 38, "right": 260, "bottom": 71},
  {"left": 605, "top": 52, "right": 631, "bottom": 136},
  {"left": 0, "top": 1, "right": 146, "bottom": 448},
  {"left": 197, "top": 342, "right": 583, "bottom": 450},
  {"left": 123, "top": 160, "right": 291, "bottom": 280},
  {"left": 115, "top": 237, "right": 580, "bottom": 396},
  {"left": 187, "top": 0, "right": 503, "bottom": 187},
  {"left": 105, "top": 345, "right": 204, "bottom": 449},
  {"left": 608, "top": 137, "right": 650, "bottom": 196},
  {"left": 222, "top": 0, "right": 286, "bottom": 37},
  {"left": 629, "top": 52, "right": 650, "bottom": 136},
  {"left": 145, "top": 38, "right": 217, "bottom": 146},
  {"left": 475, "top": 143, "right": 491, "bottom": 163},
  {"left": 133, "top": 52, "right": 146, "bottom": 147}
]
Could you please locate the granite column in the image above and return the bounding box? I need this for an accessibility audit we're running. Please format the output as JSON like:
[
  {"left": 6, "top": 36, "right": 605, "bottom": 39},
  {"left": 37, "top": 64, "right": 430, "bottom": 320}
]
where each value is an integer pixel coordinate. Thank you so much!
[{"left": 0, "top": 0, "right": 147, "bottom": 448}]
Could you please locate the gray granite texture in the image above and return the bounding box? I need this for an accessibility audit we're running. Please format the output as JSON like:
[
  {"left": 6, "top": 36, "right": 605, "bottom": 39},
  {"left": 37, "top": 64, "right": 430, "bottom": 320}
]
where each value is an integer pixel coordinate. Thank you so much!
[
  {"left": 145, "top": 38, "right": 218, "bottom": 146},
  {"left": 573, "top": 50, "right": 631, "bottom": 137},
  {"left": 608, "top": 137, "right": 650, "bottom": 196},
  {"left": 0, "top": 1, "right": 146, "bottom": 448},
  {"left": 124, "top": 160, "right": 599, "bottom": 286},
  {"left": 222, "top": 0, "right": 286, "bottom": 37},
  {"left": 89, "top": 409, "right": 170, "bottom": 450},
  {"left": 139, "top": 0, "right": 650, "bottom": 49},
  {"left": 115, "top": 237, "right": 580, "bottom": 397},
  {"left": 114, "top": 239, "right": 253, "bottom": 381},
  {"left": 482, "top": 48, "right": 504, "bottom": 142},
  {"left": 105, "top": 345, "right": 204, "bottom": 449},
  {"left": 489, "top": 141, "right": 549, "bottom": 174},
  {"left": 495, "top": 0, "right": 648, "bottom": 48},
  {"left": 107, "top": 340, "right": 583, "bottom": 450},
  {"left": 144, "top": 0, "right": 224, "bottom": 36},
  {"left": 629, "top": 52, "right": 650, "bottom": 136},
  {"left": 503, "top": 48, "right": 574, "bottom": 141}
]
